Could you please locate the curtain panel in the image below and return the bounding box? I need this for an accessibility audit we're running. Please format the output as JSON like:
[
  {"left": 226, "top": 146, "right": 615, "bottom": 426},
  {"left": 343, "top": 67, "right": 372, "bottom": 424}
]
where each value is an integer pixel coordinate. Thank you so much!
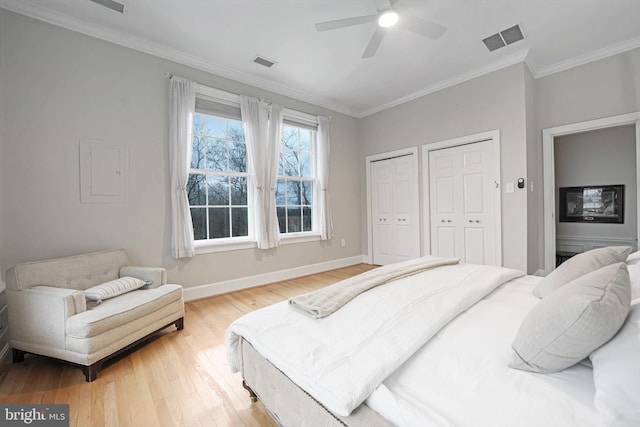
[
  {"left": 241, "top": 96, "right": 284, "bottom": 249},
  {"left": 265, "top": 104, "right": 284, "bottom": 247},
  {"left": 317, "top": 116, "right": 334, "bottom": 240},
  {"left": 169, "top": 76, "right": 197, "bottom": 259}
]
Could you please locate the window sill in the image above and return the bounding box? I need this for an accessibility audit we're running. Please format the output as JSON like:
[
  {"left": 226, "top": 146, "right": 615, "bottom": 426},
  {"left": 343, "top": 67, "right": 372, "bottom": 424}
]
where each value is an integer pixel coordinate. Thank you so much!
[
  {"left": 279, "top": 233, "right": 322, "bottom": 245},
  {"left": 194, "top": 233, "right": 321, "bottom": 254},
  {"left": 194, "top": 239, "right": 257, "bottom": 254}
]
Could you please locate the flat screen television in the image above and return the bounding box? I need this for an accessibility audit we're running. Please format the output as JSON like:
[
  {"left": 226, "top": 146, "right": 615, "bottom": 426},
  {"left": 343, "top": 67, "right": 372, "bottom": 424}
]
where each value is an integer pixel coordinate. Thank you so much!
[{"left": 558, "top": 185, "right": 624, "bottom": 223}]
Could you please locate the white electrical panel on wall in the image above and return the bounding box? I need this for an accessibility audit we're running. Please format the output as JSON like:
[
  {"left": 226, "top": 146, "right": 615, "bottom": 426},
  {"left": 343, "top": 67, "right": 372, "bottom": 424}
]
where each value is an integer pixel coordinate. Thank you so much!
[{"left": 80, "top": 138, "right": 129, "bottom": 203}]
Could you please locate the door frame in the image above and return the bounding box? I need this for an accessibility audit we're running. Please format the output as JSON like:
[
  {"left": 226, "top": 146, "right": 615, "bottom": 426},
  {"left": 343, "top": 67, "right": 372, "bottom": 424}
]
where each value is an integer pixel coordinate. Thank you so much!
[
  {"left": 365, "top": 146, "right": 419, "bottom": 264},
  {"left": 421, "top": 129, "right": 502, "bottom": 265},
  {"left": 542, "top": 112, "right": 640, "bottom": 274}
]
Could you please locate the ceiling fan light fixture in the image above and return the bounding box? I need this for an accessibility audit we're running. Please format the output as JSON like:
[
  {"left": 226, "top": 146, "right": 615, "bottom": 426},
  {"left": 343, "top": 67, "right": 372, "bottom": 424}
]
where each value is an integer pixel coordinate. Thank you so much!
[{"left": 378, "top": 10, "right": 399, "bottom": 28}]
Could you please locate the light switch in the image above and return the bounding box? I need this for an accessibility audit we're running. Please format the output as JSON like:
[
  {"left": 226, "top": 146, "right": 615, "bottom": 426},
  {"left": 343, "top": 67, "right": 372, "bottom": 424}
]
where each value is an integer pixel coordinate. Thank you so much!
[{"left": 505, "top": 182, "right": 514, "bottom": 193}]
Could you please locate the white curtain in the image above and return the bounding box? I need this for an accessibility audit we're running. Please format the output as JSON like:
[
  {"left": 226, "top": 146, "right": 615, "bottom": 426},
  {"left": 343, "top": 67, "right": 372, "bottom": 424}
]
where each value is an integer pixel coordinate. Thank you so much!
[
  {"left": 241, "top": 95, "right": 284, "bottom": 249},
  {"left": 169, "top": 76, "right": 197, "bottom": 258},
  {"left": 317, "top": 116, "right": 334, "bottom": 240},
  {"left": 265, "top": 104, "right": 284, "bottom": 247}
]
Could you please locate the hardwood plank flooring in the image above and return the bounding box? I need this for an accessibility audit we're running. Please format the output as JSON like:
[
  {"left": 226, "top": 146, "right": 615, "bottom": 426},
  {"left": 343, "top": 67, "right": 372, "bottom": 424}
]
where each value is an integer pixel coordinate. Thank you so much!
[{"left": 0, "top": 263, "right": 376, "bottom": 427}]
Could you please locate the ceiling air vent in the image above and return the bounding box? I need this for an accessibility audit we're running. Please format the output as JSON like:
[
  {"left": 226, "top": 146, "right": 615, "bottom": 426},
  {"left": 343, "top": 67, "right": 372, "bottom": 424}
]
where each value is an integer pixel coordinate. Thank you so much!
[
  {"left": 89, "top": 0, "right": 125, "bottom": 14},
  {"left": 252, "top": 55, "right": 277, "bottom": 68},
  {"left": 482, "top": 24, "right": 524, "bottom": 52}
]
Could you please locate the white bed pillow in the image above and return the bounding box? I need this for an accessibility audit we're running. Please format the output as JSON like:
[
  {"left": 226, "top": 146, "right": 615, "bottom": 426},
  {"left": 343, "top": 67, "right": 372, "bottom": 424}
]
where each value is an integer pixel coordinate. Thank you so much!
[
  {"left": 627, "top": 264, "right": 640, "bottom": 300},
  {"left": 626, "top": 250, "right": 640, "bottom": 266},
  {"left": 590, "top": 302, "right": 640, "bottom": 427},
  {"left": 84, "top": 276, "right": 148, "bottom": 304},
  {"left": 511, "top": 262, "right": 631, "bottom": 373},
  {"left": 533, "top": 246, "right": 632, "bottom": 298}
]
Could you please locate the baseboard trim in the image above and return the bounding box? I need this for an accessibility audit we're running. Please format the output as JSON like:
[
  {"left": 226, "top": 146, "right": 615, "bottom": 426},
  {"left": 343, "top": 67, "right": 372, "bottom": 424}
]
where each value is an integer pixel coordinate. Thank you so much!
[
  {"left": 556, "top": 234, "right": 636, "bottom": 244},
  {"left": 183, "top": 255, "right": 368, "bottom": 301}
]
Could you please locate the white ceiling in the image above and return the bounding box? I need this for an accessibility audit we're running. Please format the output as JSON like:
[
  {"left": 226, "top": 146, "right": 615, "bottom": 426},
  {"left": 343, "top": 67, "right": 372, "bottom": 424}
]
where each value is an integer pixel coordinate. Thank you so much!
[{"left": 2, "top": 0, "right": 640, "bottom": 118}]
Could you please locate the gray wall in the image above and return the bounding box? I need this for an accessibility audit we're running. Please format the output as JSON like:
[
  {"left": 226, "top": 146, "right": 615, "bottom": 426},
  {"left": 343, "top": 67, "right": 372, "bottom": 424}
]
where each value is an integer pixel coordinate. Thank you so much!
[
  {"left": 0, "top": 50, "right": 3, "bottom": 286},
  {"left": 554, "top": 125, "right": 637, "bottom": 242},
  {"left": 2, "top": 9, "right": 639, "bottom": 284},
  {"left": 358, "top": 46, "right": 640, "bottom": 274},
  {"left": 533, "top": 47, "right": 640, "bottom": 270},
  {"left": 525, "top": 66, "right": 542, "bottom": 274},
  {"left": 359, "top": 64, "right": 530, "bottom": 272},
  {"left": 535, "top": 48, "right": 640, "bottom": 129},
  {"left": 0, "top": 10, "right": 363, "bottom": 287}
]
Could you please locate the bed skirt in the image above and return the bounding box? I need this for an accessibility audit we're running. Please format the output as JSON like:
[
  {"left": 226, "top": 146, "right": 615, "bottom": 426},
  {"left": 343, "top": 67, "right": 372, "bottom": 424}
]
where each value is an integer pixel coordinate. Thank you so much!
[{"left": 240, "top": 338, "right": 394, "bottom": 427}]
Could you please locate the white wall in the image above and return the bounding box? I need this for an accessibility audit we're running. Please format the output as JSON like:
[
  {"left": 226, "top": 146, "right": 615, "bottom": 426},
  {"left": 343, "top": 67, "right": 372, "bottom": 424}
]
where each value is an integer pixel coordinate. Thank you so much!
[
  {"left": 0, "top": 10, "right": 363, "bottom": 288},
  {"left": 554, "top": 125, "right": 637, "bottom": 246},
  {"left": 359, "top": 64, "right": 530, "bottom": 272}
]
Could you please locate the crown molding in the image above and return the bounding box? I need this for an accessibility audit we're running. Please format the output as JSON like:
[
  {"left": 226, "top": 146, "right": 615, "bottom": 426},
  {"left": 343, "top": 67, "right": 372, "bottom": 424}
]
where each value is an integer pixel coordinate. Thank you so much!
[
  {"left": 3, "top": 0, "right": 639, "bottom": 119},
  {"left": 359, "top": 49, "right": 531, "bottom": 118},
  {"left": 0, "top": 0, "right": 361, "bottom": 118},
  {"left": 534, "top": 36, "right": 640, "bottom": 78}
]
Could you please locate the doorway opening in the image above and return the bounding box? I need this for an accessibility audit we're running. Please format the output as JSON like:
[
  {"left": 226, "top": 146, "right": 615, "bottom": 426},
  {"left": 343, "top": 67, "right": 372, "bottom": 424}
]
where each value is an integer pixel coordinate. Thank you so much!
[{"left": 542, "top": 112, "right": 640, "bottom": 274}]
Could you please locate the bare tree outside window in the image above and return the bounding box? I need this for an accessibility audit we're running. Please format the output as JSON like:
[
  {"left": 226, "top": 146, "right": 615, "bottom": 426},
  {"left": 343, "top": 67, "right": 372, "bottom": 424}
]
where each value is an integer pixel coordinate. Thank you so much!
[
  {"left": 276, "top": 124, "right": 314, "bottom": 234},
  {"left": 187, "top": 112, "right": 249, "bottom": 240}
]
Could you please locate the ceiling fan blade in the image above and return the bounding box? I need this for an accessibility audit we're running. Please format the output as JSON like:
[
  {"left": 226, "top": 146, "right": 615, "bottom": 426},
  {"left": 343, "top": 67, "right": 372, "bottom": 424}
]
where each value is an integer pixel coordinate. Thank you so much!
[
  {"left": 398, "top": 14, "right": 447, "bottom": 39},
  {"left": 315, "top": 14, "right": 377, "bottom": 32},
  {"left": 376, "top": 0, "right": 393, "bottom": 10},
  {"left": 362, "top": 28, "right": 386, "bottom": 58}
]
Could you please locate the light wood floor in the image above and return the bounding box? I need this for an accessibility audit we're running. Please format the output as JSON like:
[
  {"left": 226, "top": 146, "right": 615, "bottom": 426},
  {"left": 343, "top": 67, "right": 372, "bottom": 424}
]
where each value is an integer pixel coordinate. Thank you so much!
[{"left": 0, "top": 263, "right": 376, "bottom": 427}]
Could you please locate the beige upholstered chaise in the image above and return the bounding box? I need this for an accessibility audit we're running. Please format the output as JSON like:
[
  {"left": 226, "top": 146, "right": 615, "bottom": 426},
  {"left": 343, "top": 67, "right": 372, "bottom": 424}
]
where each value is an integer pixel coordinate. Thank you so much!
[{"left": 5, "top": 249, "right": 184, "bottom": 382}]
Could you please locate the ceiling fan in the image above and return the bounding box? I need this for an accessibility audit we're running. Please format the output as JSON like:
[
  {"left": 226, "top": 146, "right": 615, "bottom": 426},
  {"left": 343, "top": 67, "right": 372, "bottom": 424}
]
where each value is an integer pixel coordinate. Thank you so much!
[{"left": 314, "top": 0, "right": 447, "bottom": 58}]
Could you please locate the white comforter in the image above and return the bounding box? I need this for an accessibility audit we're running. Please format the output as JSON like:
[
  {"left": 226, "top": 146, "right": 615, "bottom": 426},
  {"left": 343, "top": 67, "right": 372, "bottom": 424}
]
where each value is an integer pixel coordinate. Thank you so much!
[
  {"left": 225, "top": 260, "right": 523, "bottom": 416},
  {"left": 365, "top": 275, "right": 603, "bottom": 427}
]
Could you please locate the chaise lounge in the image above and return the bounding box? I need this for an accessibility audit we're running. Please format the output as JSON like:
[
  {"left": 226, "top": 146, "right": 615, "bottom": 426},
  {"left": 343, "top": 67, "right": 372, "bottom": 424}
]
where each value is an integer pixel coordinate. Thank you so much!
[{"left": 5, "top": 249, "right": 184, "bottom": 381}]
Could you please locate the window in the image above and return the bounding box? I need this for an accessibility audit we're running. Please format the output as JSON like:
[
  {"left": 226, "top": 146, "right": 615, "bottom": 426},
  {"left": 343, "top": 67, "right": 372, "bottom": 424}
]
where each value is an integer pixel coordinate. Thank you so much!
[
  {"left": 187, "top": 112, "right": 250, "bottom": 241},
  {"left": 183, "top": 85, "right": 325, "bottom": 251},
  {"left": 276, "top": 124, "right": 315, "bottom": 234}
]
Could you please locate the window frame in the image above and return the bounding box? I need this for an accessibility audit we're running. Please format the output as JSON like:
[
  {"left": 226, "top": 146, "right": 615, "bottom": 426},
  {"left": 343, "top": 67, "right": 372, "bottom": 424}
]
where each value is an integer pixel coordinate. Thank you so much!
[
  {"left": 189, "top": 111, "right": 254, "bottom": 247},
  {"left": 276, "top": 124, "right": 319, "bottom": 238}
]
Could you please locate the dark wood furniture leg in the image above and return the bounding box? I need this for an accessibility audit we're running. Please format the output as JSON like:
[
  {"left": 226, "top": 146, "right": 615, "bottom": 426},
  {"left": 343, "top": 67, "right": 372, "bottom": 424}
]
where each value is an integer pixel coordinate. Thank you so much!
[
  {"left": 83, "top": 362, "right": 102, "bottom": 382},
  {"left": 12, "top": 348, "right": 26, "bottom": 363},
  {"left": 243, "top": 380, "right": 258, "bottom": 402}
]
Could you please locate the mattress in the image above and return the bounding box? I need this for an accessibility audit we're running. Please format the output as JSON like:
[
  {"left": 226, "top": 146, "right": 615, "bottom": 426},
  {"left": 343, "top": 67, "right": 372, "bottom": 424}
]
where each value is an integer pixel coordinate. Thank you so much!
[
  {"left": 365, "top": 274, "right": 602, "bottom": 427},
  {"left": 240, "top": 338, "right": 393, "bottom": 427}
]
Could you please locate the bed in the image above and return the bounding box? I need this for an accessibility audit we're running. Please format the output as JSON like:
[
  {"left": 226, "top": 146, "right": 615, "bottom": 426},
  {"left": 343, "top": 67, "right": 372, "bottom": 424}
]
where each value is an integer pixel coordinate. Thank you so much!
[{"left": 225, "top": 247, "right": 640, "bottom": 427}]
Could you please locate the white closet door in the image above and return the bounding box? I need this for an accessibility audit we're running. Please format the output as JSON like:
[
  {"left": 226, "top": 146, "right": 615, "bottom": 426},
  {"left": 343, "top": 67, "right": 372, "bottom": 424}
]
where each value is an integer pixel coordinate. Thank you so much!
[
  {"left": 371, "top": 154, "right": 420, "bottom": 265},
  {"left": 429, "top": 140, "right": 496, "bottom": 265}
]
